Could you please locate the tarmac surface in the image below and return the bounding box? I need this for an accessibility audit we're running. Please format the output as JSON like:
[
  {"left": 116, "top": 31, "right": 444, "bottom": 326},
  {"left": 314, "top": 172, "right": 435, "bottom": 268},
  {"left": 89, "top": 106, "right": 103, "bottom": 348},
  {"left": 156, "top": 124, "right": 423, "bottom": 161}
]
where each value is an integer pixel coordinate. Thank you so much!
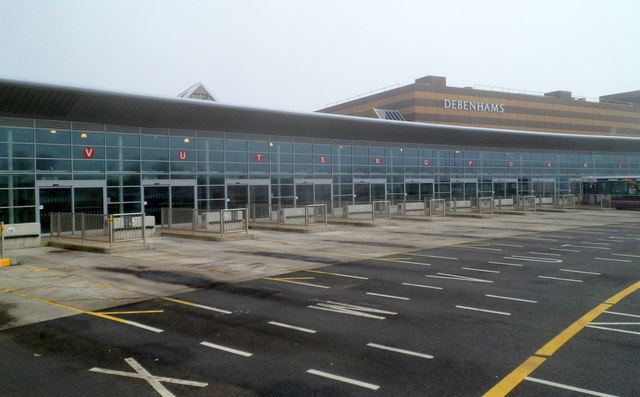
[{"left": 1, "top": 210, "right": 639, "bottom": 396}]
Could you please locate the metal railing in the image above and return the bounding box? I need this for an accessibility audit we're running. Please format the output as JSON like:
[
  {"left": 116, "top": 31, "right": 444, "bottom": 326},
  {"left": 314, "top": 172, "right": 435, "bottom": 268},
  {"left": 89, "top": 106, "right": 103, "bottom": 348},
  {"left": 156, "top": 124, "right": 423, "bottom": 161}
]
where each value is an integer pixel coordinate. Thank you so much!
[
  {"left": 471, "top": 197, "right": 494, "bottom": 214},
  {"left": 160, "top": 208, "right": 249, "bottom": 235},
  {"left": 249, "top": 204, "right": 328, "bottom": 228},
  {"left": 515, "top": 195, "right": 537, "bottom": 212},
  {"left": 428, "top": 199, "right": 446, "bottom": 218},
  {"left": 580, "top": 194, "right": 612, "bottom": 209},
  {"left": 554, "top": 194, "right": 576, "bottom": 210},
  {"left": 373, "top": 200, "right": 391, "bottom": 220},
  {"left": 0, "top": 222, "right": 6, "bottom": 260},
  {"left": 49, "top": 212, "right": 146, "bottom": 246}
]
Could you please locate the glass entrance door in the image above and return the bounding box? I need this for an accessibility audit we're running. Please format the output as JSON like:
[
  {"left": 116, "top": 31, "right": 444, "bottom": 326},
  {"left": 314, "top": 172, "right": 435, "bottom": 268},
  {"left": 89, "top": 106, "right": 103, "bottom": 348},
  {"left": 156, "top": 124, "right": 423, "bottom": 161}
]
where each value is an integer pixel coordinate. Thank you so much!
[
  {"left": 39, "top": 187, "right": 72, "bottom": 234},
  {"left": 171, "top": 186, "right": 195, "bottom": 209},
  {"left": 371, "top": 183, "right": 386, "bottom": 201},
  {"left": 295, "top": 184, "right": 314, "bottom": 206},
  {"left": 451, "top": 182, "right": 464, "bottom": 199},
  {"left": 354, "top": 183, "right": 370, "bottom": 203},
  {"left": 227, "top": 185, "right": 248, "bottom": 209},
  {"left": 315, "top": 184, "right": 332, "bottom": 207},
  {"left": 144, "top": 186, "right": 169, "bottom": 225},
  {"left": 405, "top": 183, "right": 419, "bottom": 202},
  {"left": 74, "top": 187, "right": 103, "bottom": 214},
  {"left": 420, "top": 183, "right": 434, "bottom": 201}
]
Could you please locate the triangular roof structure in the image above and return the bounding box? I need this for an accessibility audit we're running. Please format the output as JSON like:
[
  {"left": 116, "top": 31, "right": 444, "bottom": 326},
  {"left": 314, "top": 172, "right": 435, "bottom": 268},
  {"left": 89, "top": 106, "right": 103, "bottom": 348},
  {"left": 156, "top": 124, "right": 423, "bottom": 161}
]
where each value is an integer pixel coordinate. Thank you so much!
[{"left": 178, "top": 81, "right": 216, "bottom": 101}]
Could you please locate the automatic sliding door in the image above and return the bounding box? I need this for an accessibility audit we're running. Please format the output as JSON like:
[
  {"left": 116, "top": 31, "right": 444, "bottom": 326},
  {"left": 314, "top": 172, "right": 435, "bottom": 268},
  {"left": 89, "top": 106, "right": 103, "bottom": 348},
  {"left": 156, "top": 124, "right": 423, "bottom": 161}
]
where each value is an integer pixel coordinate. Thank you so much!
[
  {"left": 419, "top": 183, "right": 434, "bottom": 201},
  {"left": 295, "top": 184, "right": 314, "bottom": 206},
  {"left": 39, "top": 187, "right": 72, "bottom": 234},
  {"left": 405, "top": 183, "right": 419, "bottom": 202},
  {"left": 227, "top": 185, "right": 248, "bottom": 209},
  {"left": 171, "top": 186, "right": 195, "bottom": 209},
  {"left": 74, "top": 187, "right": 103, "bottom": 215},
  {"left": 354, "top": 183, "right": 370, "bottom": 204},
  {"left": 143, "top": 186, "right": 169, "bottom": 225},
  {"left": 371, "top": 183, "right": 386, "bottom": 201}
]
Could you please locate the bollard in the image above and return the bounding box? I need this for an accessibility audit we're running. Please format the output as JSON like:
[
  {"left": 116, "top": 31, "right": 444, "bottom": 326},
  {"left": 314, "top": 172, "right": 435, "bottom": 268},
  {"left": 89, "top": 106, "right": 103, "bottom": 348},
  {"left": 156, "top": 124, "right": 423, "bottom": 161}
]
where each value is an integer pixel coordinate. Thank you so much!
[
  {"left": 108, "top": 215, "right": 114, "bottom": 247},
  {"left": 81, "top": 213, "right": 86, "bottom": 244},
  {"left": 220, "top": 209, "right": 225, "bottom": 234},
  {"left": 192, "top": 209, "right": 197, "bottom": 235},
  {"left": 142, "top": 213, "right": 146, "bottom": 244}
]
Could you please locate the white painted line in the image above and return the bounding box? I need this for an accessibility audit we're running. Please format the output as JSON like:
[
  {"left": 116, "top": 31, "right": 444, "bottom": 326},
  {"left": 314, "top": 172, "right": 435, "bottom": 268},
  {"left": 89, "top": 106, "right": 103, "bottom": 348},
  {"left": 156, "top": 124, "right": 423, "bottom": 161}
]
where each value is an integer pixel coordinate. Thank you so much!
[
  {"left": 268, "top": 321, "right": 317, "bottom": 334},
  {"left": 590, "top": 322, "right": 640, "bottom": 325},
  {"left": 461, "top": 267, "right": 500, "bottom": 274},
  {"left": 366, "top": 292, "right": 410, "bottom": 300},
  {"left": 559, "top": 269, "right": 601, "bottom": 275},
  {"left": 308, "top": 301, "right": 397, "bottom": 320},
  {"left": 604, "top": 310, "right": 640, "bottom": 319},
  {"left": 417, "top": 254, "right": 458, "bottom": 260},
  {"left": 124, "top": 357, "right": 175, "bottom": 397},
  {"left": 594, "top": 257, "right": 631, "bottom": 263},
  {"left": 367, "top": 343, "right": 434, "bottom": 359},
  {"left": 124, "top": 320, "right": 164, "bottom": 333},
  {"left": 529, "top": 252, "right": 562, "bottom": 256},
  {"left": 305, "top": 270, "right": 369, "bottom": 280},
  {"left": 268, "top": 279, "right": 331, "bottom": 289},
  {"left": 550, "top": 248, "right": 581, "bottom": 253},
  {"left": 488, "top": 261, "right": 524, "bottom": 267},
  {"left": 506, "top": 255, "right": 562, "bottom": 263},
  {"left": 489, "top": 243, "right": 524, "bottom": 248},
  {"left": 425, "top": 272, "right": 493, "bottom": 283},
  {"left": 455, "top": 305, "right": 511, "bottom": 316},
  {"left": 564, "top": 244, "right": 610, "bottom": 250},
  {"left": 586, "top": 325, "right": 640, "bottom": 336},
  {"left": 546, "top": 235, "right": 574, "bottom": 239},
  {"left": 401, "top": 282, "right": 443, "bottom": 290},
  {"left": 525, "top": 376, "right": 617, "bottom": 397},
  {"left": 162, "top": 297, "right": 232, "bottom": 314},
  {"left": 458, "top": 246, "right": 502, "bottom": 251},
  {"left": 581, "top": 241, "right": 610, "bottom": 246},
  {"left": 538, "top": 275, "right": 583, "bottom": 283},
  {"left": 307, "top": 369, "right": 380, "bottom": 391},
  {"left": 612, "top": 253, "right": 640, "bottom": 258},
  {"left": 571, "top": 231, "right": 606, "bottom": 235},
  {"left": 485, "top": 294, "right": 537, "bottom": 303},
  {"left": 200, "top": 341, "right": 253, "bottom": 357}
]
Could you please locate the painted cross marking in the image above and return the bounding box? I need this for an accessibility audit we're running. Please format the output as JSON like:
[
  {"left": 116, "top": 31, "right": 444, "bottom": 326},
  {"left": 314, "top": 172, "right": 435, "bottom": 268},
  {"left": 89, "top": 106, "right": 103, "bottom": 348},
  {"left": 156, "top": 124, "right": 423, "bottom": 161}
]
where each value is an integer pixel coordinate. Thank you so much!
[{"left": 89, "top": 357, "right": 208, "bottom": 397}]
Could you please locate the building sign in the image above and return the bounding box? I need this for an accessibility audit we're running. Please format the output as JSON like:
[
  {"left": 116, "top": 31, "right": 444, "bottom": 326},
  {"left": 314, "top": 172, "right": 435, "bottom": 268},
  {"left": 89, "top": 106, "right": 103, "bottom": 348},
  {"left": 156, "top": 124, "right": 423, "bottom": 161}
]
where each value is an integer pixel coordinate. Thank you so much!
[
  {"left": 82, "top": 147, "right": 95, "bottom": 159},
  {"left": 546, "top": 162, "right": 553, "bottom": 168},
  {"left": 617, "top": 163, "right": 625, "bottom": 169},
  {"left": 444, "top": 99, "right": 505, "bottom": 113},
  {"left": 507, "top": 160, "right": 515, "bottom": 167},
  {"left": 466, "top": 160, "right": 474, "bottom": 167},
  {"left": 582, "top": 162, "right": 590, "bottom": 168},
  {"left": 178, "top": 150, "right": 188, "bottom": 160},
  {"left": 319, "top": 155, "right": 327, "bottom": 164},
  {"left": 423, "top": 159, "right": 432, "bottom": 166},
  {"left": 255, "top": 153, "right": 264, "bottom": 163},
  {"left": 374, "top": 158, "right": 382, "bottom": 165}
]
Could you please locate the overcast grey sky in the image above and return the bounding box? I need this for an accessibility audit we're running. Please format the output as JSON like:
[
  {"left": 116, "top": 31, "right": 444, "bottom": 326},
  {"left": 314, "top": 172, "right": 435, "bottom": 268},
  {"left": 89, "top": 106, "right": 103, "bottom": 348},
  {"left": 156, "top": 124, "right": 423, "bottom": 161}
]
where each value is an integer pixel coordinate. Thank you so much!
[{"left": 1, "top": 0, "right": 638, "bottom": 111}]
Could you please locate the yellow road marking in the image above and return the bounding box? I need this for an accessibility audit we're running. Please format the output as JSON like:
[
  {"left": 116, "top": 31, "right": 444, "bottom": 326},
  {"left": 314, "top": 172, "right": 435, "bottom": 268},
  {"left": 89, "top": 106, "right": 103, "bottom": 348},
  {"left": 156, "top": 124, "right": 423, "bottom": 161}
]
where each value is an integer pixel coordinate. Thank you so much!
[
  {"left": 99, "top": 310, "right": 164, "bottom": 315},
  {"left": 483, "top": 280, "right": 640, "bottom": 397}
]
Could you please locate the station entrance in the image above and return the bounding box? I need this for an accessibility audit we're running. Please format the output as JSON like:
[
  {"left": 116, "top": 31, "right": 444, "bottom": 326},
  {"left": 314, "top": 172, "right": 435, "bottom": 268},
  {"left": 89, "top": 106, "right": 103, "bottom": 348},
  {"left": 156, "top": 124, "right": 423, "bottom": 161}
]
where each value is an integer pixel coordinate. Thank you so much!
[
  {"left": 404, "top": 178, "right": 434, "bottom": 202},
  {"left": 451, "top": 179, "right": 478, "bottom": 200},
  {"left": 532, "top": 178, "right": 556, "bottom": 197},
  {"left": 294, "top": 179, "right": 332, "bottom": 207},
  {"left": 353, "top": 179, "right": 386, "bottom": 204},
  {"left": 492, "top": 179, "right": 518, "bottom": 198},
  {"left": 36, "top": 180, "right": 107, "bottom": 234},
  {"left": 143, "top": 179, "right": 196, "bottom": 225}
]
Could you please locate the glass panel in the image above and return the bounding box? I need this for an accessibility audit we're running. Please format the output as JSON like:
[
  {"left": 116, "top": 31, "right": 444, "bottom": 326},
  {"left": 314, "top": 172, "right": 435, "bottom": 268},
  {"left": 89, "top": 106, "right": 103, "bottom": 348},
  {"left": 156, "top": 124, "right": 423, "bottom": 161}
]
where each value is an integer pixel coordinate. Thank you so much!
[
  {"left": 296, "top": 184, "right": 313, "bottom": 206},
  {"left": 171, "top": 186, "right": 194, "bottom": 209},
  {"left": 74, "top": 187, "right": 104, "bottom": 214},
  {"left": 405, "top": 183, "right": 419, "bottom": 202},
  {"left": 144, "top": 186, "right": 169, "bottom": 225},
  {"left": 227, "top": 185, "right": 248, "bottom": 209},
  {"left": 39, "top": 187, "right": 72, "bottom": 233}
]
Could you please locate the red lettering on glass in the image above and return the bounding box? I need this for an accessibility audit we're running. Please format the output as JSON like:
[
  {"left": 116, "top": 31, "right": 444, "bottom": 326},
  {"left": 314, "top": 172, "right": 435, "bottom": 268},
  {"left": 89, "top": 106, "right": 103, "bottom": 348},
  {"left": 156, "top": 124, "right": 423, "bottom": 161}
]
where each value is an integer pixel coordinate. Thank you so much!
[
  {"left": 82, "top": 147, "right": 95, "bottom": 159},
  {"left": 178, "top": 150, "right": 188, "bottom": 160},
  {"left": 255, "top": 153, "right": 264, "bottom": 162}
]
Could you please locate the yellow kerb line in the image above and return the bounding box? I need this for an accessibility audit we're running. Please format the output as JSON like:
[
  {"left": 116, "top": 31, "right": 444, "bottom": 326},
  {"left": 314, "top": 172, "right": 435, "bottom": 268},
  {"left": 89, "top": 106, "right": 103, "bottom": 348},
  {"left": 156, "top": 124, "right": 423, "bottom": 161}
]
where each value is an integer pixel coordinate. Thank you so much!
[
  {"left": 98, "top": 310, "right": 164, "bottom": 315},
  {"left": 483, "top": 280, "right": 640, "bottom": 397}
]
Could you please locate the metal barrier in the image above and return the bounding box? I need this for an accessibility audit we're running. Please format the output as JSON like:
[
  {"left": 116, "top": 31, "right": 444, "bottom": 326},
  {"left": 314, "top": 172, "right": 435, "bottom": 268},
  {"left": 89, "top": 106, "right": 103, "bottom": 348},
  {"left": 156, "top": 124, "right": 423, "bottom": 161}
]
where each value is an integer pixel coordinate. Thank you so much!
[
  {"left": 428, "top": 199, "right": 446, "bottom": 218},
  {"left": 471, "top": 197, "right": 494, "bottom": 214},
  {"left": 515, "top": 195, "right": 536, "bottom": 212},
  {"left": 0, "top": 222, "right": 5, "bottom": 260},
  {"left": 554, "top": 194, "right": 576, "bottom": 210},
  {"left": 397, "top": 201, "right": 427, "bottom": 216},
  {"left": 373, "top": 200, "right": 391, "bottom": 220},
  {"left": 49, "top": 212, "right": 146, "bottom": 246},
  {"left": 161, "top": 208, "right": 249, "bottom": 235},
  {"left": 343, "top": 203, "right": 374, "bottom": 219},
  {"left": 249, "top": 204, "right": 328, "bottom": 228}
]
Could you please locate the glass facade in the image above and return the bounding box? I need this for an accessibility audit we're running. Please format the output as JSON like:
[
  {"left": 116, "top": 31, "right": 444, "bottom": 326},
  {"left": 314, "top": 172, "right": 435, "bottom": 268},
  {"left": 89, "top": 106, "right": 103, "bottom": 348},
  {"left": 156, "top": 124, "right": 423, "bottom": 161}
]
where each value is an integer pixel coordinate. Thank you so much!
[{"left": 1, "top": 119, "right": 639, "bottom": 226}]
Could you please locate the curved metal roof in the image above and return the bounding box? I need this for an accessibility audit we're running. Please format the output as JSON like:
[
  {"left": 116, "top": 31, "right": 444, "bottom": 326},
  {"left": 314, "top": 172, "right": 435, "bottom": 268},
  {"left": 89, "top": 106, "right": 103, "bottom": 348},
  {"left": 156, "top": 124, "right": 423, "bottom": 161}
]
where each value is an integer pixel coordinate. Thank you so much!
[{"left": 1, "top": 77, "right": 640, "bottom": 152}]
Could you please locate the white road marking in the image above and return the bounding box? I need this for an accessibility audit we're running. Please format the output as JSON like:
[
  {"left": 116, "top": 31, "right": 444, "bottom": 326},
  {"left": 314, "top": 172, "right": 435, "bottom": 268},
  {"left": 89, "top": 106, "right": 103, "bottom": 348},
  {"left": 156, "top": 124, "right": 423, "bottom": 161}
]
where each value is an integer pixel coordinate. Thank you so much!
[
  {"left": 488, "top": 261, "right": 524, "bottom": 267},
  {"left": 506, "top": 255, "right": 562, "bottom": 263},
  {"left": 525, "top": 376, "right": 617, "bottom": 397},
  {"left": 485, "top": 294, "right": 537, "bottom": 303},
  {"left": 550, "top": 248, "right": 580, "bottom": 253},
  {"left": 401, "top": 282, "right": 443, "bottom": 290},
  {"left": 612, "top": 253, "right": 640, "bottom": 258},
  {"left": 538, "top": 275, "right": 583, "bottom": 283},
  {"left": 308, "top": 301, "right": 397, "bottom": 320},
  {"left": 367, "top": 343, "right": 434, "bottom": 359},
  {"left": 306, "top": 369, "right": 380, "bottom": 391},
  {"left": 123, "top": 320, "right": 164, "bottom": 333},
  {"left": 366, "top": 292, "right": 410, "bottom": 300},
  {"left": 489, "top": 243, "right": 524, "bottom": 248},
  {"left": 162, "top": 297, "right": 232, "bottom": 314},
  {"left": 529, "top": 252, "right": 561, "bottom": 256},
  {"left": 563, "top": 244, "right": 610, "bottom": 250},
  {"left": 590, "top": 322, "right": 640, "bottom": 325},
  {"left": 89, "top": 357, "right": 208, "bottom": 397},
  {"left": 604, "top": 310, "right": 640, "bottom": 319},
  {"left": 266, "top": 279, "right": 331, "bottom": 288},
  {"left": 455, "top": 305, "right": 511, "bottom": 316},
  {"left": 305, "top": 270, "right": 369, "bottom": 280},
  {"left": 425, "top": 272, "right": 493, "bottom": 283},
  {"left": 512, "top": 236, "right": 557, "bottom": 242},
  {"left": 546, "top": 235, "right": 574, "bottom": 239},
  {"left": 586, "top": 325, "right": 640, "bottom": 336},
  {"left": 559, "top": 269, "right": 601, "bottom": 275},
  {"left": 594, "top": 257, "right": 631, "bottom": 263},
  {"left": 461, "top": 267, "right": 500, "bottom": 274},
  {"left": 571, "top": 231, "right": 606, "bottom": 235},
  {"left": 581, "top": 241, "right": 610, "bottom": 246},
  {"left": 268, "top": 321, "right": 317, "bottom": 333},
  {"left": 200, "top": 341, "right": 253, "bottom": 357},
  {"left": 458, "top": 246, "right": 502, "bottom": 251},
  {"left": 414, "top": 254, "right": 458, "bottom": 260}
]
